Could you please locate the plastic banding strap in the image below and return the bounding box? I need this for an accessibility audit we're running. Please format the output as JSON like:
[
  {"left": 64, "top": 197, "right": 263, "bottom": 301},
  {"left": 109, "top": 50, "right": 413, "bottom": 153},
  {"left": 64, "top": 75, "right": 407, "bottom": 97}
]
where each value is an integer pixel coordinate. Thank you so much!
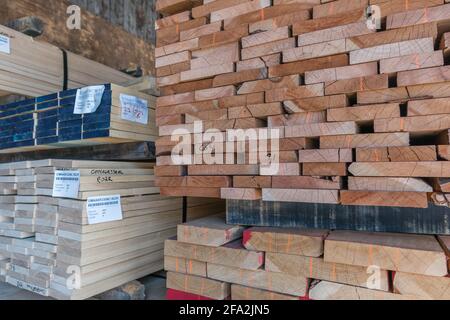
[{"left": 60, "top": 48, "right": 68, "bottom": 91}]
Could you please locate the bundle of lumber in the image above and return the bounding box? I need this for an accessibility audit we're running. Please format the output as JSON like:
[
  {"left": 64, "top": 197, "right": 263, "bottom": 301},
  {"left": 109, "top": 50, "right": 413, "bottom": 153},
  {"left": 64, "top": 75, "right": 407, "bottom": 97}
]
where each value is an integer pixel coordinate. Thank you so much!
[
  {"left": 0, "top": 84, "right": 157, "bottom": 154},
  {"left": 164, "top": 215, "right": 450, "bottom": 300},
  {"left": 0, "top": 0, "right": 155, "bottom": 76},
  {"left": 0, "top": 159, "right": 225, "bottom": 299},
  {"left": 0, "top": 25, "right": 134, "bottom": 97},
  {"left": 155, "top": 0, "right": 450, "bottom": 209}
]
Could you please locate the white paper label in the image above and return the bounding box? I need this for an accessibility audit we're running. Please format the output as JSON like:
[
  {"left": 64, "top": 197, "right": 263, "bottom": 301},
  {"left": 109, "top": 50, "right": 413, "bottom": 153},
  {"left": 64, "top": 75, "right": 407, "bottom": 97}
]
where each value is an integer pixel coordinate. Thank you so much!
[
  {"left": 86, "top": 195, "right": 123, "bottom": 225},
  {"left": 120, "top": 94, "right": 149, "bottom": 125},
  {"left": 73, "top": 85, "right": 105, "bottom": 114},
  {"left": 0, "top": 35, "right": 10, "bottom": 54},
  {"left": 52, "top": 170, "right": 80, "bottom": 199}
]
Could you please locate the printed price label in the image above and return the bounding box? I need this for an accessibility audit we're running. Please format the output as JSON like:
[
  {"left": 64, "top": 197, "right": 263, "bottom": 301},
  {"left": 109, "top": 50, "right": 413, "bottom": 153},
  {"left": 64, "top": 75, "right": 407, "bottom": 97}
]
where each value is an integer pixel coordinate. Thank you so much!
[
  {"left": 86, "top": 195, "right": 123, "bottom": 225},
  {"left": 52, "top": 170, "right": 80, "bottom": 199},
  {"left": 73, "top": 85, "right": 105, "bottom": 114},
  {"left": 0, "top": 35, "right": 10, "bottom": 54},
  {"left": 120, "top": 94, "right": 149, "bottom": 125}
]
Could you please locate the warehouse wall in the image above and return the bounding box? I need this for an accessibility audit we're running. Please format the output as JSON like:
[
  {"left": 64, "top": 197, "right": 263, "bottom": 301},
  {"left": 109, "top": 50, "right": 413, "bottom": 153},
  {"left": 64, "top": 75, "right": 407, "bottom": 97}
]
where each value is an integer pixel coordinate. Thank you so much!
[{"left": 69, "top": 0, "right": 157, "bottom": 43}]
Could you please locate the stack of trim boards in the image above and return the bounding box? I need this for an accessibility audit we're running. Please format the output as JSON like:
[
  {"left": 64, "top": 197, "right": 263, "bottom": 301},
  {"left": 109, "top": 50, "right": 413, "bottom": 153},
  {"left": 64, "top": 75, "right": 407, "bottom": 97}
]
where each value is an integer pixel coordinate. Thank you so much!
[
  {"left": 0, "top": 159, "right": 225, "bottom": 299},
  {"left": 155, "top": 0, "right": 450, "bottom": 209},
  {"left": 0, "top": 25, "right": 133, "bottom": 97},
  {"left": 165, "top": 215, "right": 450, "bottom": 300},
  {"left": 0, "top": 84, "right": 157, "bottom": 153}
]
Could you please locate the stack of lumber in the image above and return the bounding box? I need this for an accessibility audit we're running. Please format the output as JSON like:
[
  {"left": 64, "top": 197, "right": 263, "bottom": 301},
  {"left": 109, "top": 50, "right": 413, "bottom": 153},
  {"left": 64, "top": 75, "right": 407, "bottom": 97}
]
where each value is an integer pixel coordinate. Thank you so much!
[
  {"left": 0, "top": 0, "right": 155, "bottom": 76},
  {"left": 155, "top": 0, "right": 450, "bottom": 209},
  {"left": 0, "top": 159, "right": 225, "bottom": 299},
  {"left": 0, "top": 160, "right": 59, "bottom": 296},
  {"left": 164, "top": 215, "right": 450, "bottom": 300},
  {"left": 0, "top": 25, "right": 134, "bottom": 97},
  {"left": 0, "top": 84, "right": 157, "bottom": 154}
]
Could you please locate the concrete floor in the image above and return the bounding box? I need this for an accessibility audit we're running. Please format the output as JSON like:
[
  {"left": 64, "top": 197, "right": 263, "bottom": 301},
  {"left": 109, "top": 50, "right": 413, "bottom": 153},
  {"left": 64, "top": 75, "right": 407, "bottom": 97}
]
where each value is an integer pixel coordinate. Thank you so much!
[{"left": 0, "top": 274, "right": 167, "bottom": 300}]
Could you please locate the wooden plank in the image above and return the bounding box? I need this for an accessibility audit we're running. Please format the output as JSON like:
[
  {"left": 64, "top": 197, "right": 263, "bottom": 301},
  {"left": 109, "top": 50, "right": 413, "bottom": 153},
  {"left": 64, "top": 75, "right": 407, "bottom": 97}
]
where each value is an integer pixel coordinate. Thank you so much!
[
  {"left": 386, "top": 3, "right": 450, "bottom": 30},
  {"left": 393, "top": 272, "right": 450, "bottom": 300},
  {"left": 349, "top": 38, "right": 435, "bottom": 65},
  {"left": 374, "top": 114, "right": 450, "bottom": 134},
  {"left": 207, "top": 263, "right": 309, "bottom": 297},
  {"left": 266, "top": 253, "right": 390, "bottom": 291},
  {"left": 320, "top": 133, "right": 410, "bottom": 149},
  {"left": 166, "top": 272, "right": 230, "bottom": 300},
  {"left": 228, "top": 102, "right": 284, "bottom": 119},
  {"left": 195, "top": 86, "right": 236, "bottom": 101},
  {"left": 165, "top": 239, "right": 263, "bottom": 270},
  {"left": 223, "top": 3, "right": 310, "bottom": 30},
  {"left": 438, "top": 145, "right": 450, "bottom": 160},
  {"left": 213, "top": 68, "right": 267, "bottom": 87},
  {"left": 285, "top": 122, "right": 358, "bottom": 138},
  {"left": 293, "top": 8, "right": 365, "bottom": 35},
  {"left": 180, "top": 21, "right": 222, "bottom": 41},
  {"left": 160, "top": 187, "right": 221, "bottom": 198},
  {"left": 231, "top": 284, "right": 300, "bottom": 300},
  {"left": 356, "top": 146, "right": 438, "bottom": 162},
  {"left": 227, "top": 199, "right": 450, "bottom": 234},
  {"left": 438, "top": 235, "right": 450, "bottom": 270},
  {"left": 237, "top": 54, "right": 281, "bottom": 72},
  {"left": 265, "top": 84, "right": 324, "bottom": 102},
  {"left": 238, "top": 75, "right": 300, "bottom": 95},
  {"left": 283, "top": 95, "right": 349, "bottom": 112},
  {"left": 191, "top": 0, "right": 249, "bottom": 18},
  {"left": 348, "top": 162, "right": 450, "bottom": 178},
  {"left": 198, "top": 25, "right": 249, "bottom": 49},
  {"left": 243, "top": 227, "right": 328, "bottom": 257},
  {"left": 268, "top": 112, "right": 326, "bottom": 127},
  {"left": 340, "top": 191, "right": 429, "bottom": 208},
  {"left": 221, "top": 188, "right": 262, "bottom": 200},
  {"left": 164, "top": 256, "right": 207, "bottom": 277},
  {"left": 155, "top": 39, "right": 198, "bottom": 58},
  {"left": 298, "top": 149, "right": 352, "bottom": 163},
  {"left": 309, "top": 281, "right": 420, "bottom": 300},
  {"left": 156, "top": 176, "right": 232, "bottom": 188},
  {"left": 324, "top": 230, "right": 448, "bottom": 276},
  {"left": 249, "top": 10, "right": 314, "bottom": 34},
  {"left": 242, "top": 38, "right": 296, "bottom": 61},
  {"left": 346, "top": 22, "right": 438, "bottom": 51},
  {"left": 262, "top": 189, "right": 340, "bottom": 204},
  {"left": 177, "top": 214, "right": 245, "bottom": 247},
  {"left": 327, "top": 104, "right": 400, "bottom": 123},
  {"left": 398, "top": 65, "right": 450, "bottom": 87},
  {"left": 312, "top": 0, "right": 368, "bottom": 19},
  {"left": 380, "top": 51, "right": 444, "bottom": 74},
  {"left": 297, "top": 22, "right": 374, "bottom": 47},
  {"left": 271, "top": 176, "right": 342, "bottom": 190},
  {"left": 305, "top": 62, "right": 378, "bottom": 84},
  {"left": 180, "top": 64, "right": 235, "bottom": 82},
  {"left": 409, "top": 98, "right": 450, "bottom": 116},
  {"left": 233, "top": 176, "right": 272, "bottom": 188},
  {"left": 210, "top": 0, "right": 272, "bottom": 23},
  {"left": 155, "top": 11, "right": 191, "bottom": 30},
  {"left": 156, "top": 0, "right": 202, "bottom": 15},
  {"left": 242, "top": 27, "right": 290, "bottom": 48},
  {"left": 303, "top": 163, "right": 348, "bottom": 176},
  {"left": 283, "top": 39, "right": 348, "bottom": 63},
  {"left": 191, "top": 43, "right": 239, "bottom": 70},
  {"left": 269, "top": 54, "right": 348, "bottom": 78},
  {"left": 188, "top": 165, "right": 259, "bottom": 176},
  {"left": 348, "top": 177, "right": 433, "bottom": 192},
  {"left": 325, "top": 75, "right": 389, "bottom": 95}
]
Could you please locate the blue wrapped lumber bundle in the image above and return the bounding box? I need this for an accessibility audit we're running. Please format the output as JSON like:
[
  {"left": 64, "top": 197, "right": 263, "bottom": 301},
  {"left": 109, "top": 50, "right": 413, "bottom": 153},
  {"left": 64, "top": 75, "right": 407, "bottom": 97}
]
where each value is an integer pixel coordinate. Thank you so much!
[{"left": 0, "top": 84, "right": 157, "bottom": 153}]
